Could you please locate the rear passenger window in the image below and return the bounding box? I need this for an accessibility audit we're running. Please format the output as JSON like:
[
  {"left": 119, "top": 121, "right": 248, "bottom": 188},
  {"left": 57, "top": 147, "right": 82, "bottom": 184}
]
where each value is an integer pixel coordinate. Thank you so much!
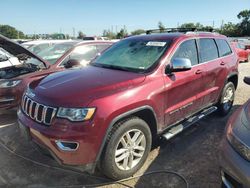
[
  {"left": 199, "top": 39, "right": 219, "bottom": 63},
  {"left": 172, "top": 39, "right": 198, "bottom": 66},
  {"left": 215, "top": 39, "right": 232, "bottom": 57}
]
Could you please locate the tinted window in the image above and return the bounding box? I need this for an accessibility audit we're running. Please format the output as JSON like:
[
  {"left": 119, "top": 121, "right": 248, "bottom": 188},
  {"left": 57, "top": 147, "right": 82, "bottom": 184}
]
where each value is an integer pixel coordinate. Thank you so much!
[
  {"left": 93, "top": 39, "right": 172, "bottom": 72},
  {"left": 96, "top": 44, "right": 111, "bottom": 53},
  {"left": 37, "top": 43, "right": 75, "bottom": 64},
  {"left": 199, "top": 39, "right": 219, "bottom": 63},
  {"left": 172, "top": 39, "right": 198, "bottom": 66},
  {"left": 61, "top": 45, "right": 98, "bottom": 66},
  {"left": 215, "top": 39, "right": 232, "bottom": 57}
]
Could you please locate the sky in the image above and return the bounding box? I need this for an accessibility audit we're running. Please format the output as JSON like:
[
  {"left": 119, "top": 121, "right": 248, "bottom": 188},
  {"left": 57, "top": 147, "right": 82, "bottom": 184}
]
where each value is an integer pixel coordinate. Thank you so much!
[{"left": 0, "top": 0, "right": 249, "bottom": 36}]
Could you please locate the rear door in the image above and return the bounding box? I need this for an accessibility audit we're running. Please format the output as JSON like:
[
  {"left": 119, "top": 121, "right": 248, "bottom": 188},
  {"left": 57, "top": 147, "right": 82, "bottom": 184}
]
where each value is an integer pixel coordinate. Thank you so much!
[
  {"left": 164, "top": 39, "right": 206, "bottom": 126},
  {"left": 200, "top": 38, "right": 232, "bottom": 106}
]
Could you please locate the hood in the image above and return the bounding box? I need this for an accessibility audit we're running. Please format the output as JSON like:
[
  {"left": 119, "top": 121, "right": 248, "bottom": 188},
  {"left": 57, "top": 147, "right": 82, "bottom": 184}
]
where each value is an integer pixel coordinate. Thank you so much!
[
  {"left": 29, "top": 65, "right": 146, "bottom": 107},
  {"left": 0, "top": 34, "right": 48, "bottom": 67}
]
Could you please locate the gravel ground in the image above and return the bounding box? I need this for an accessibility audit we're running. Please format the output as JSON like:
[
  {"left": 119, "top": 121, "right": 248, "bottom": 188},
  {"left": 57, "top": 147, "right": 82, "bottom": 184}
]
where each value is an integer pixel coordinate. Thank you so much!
[{"left": 0, "top": 62, "right": 249, "bottom": 188}]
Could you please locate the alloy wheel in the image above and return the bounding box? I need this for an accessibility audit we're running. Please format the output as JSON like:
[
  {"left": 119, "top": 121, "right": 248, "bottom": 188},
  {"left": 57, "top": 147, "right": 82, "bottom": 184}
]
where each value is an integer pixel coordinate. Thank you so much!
[{"left": 115, "top": 129, "right": 146, "bottom": 171}]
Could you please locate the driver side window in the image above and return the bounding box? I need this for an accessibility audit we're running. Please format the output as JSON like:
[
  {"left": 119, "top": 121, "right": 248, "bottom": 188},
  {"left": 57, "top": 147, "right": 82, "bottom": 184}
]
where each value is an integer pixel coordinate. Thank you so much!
[{"left": 172, "top": 39, "right": 198, "bottom": 66}]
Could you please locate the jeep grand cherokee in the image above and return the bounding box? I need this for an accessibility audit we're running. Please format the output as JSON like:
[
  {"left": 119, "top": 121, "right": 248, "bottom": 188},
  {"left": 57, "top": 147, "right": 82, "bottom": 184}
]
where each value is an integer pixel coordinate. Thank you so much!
[{"left": 18, "top": 30, "right": 239, "bottom": 180}]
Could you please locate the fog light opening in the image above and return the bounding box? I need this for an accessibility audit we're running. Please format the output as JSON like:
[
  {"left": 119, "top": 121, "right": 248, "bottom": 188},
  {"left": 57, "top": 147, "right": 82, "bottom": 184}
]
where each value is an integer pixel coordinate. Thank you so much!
[{"left": 55, "top": 140, "right": 79, "bottom": 151}]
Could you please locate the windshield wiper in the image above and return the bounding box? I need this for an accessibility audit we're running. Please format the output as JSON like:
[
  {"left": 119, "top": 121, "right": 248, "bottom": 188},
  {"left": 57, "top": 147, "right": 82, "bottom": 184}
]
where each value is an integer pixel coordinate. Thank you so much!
[{"left": 91, "top": 63, "right": 133, "bottom": 72}]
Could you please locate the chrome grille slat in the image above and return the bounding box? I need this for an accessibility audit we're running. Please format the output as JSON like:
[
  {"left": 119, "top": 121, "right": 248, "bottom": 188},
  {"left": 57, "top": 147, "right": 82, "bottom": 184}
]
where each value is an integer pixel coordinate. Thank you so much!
[
  {"left": 25, "top": 98, "right": 29, "bottom": 114},
  {"left": 21, "top": 95, "right": 57, "bottom": 126},
  {"left": 29, "top": 101, "right": 34, "bottom": 118},
  {"left": 34, "top": 103, "right": 39, "bottom": 121},
  {"left": 42, "top": 106, "right": 48, "bottom": 123}
]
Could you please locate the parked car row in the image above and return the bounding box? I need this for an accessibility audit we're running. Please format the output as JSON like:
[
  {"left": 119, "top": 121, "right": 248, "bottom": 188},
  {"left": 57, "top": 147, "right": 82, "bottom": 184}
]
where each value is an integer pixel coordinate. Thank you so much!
[
  {"left": 0, "top": 34, "right": 113, "bottom": 111},
  {"left": 1, "top": 30, "right": 249, "bottom": 184},
  {"left": 231, "top": 41, "right": 250, "bottom": 63},
  {"left": 22, "top": 40, "right": 71, "bottom": 54}
]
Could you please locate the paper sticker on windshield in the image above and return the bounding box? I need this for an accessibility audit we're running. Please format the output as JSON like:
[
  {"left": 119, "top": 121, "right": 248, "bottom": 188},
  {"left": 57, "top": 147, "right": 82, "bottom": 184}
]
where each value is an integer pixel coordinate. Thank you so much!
[{"left": 146, "top": 41, "right": 166, "bottom": 47}]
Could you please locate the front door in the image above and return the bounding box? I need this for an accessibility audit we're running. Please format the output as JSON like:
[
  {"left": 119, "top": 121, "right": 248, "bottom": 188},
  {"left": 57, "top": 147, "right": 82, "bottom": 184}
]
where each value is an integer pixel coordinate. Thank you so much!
[{"left": 163, "top": 39, "right": 205, "bottom": 127}]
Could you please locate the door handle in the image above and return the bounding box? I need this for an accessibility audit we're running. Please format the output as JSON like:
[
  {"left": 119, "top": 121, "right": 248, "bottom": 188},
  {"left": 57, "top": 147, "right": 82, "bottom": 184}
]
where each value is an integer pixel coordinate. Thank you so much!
[
  {"left": 195, "top": 70, "right": 202, "bottom": 74},
  {"left": 220, "top": 61, "right": 226, "bottom": 65}
]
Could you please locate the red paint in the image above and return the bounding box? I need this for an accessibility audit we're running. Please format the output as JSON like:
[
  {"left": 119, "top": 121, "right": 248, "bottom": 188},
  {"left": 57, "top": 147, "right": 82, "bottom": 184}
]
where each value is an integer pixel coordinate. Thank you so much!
[
  {"left": 231, "top": 42, "right": 250, "bottom": 62},
  {"left": 0, "top": 41, "right": 113, "bottom": 110},
  {"left": 18, "top": 33, "right": 238, "bottom": 170}
]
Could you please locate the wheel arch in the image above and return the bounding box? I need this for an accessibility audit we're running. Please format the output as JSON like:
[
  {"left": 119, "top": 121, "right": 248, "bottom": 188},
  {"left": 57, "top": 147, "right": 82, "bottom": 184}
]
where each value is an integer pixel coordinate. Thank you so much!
[
  {"left": 227, "top": 72, "right": 238, "bottom": 89},
  {"left": 95, "top": 105, "right": 158, "bottom": 165}
]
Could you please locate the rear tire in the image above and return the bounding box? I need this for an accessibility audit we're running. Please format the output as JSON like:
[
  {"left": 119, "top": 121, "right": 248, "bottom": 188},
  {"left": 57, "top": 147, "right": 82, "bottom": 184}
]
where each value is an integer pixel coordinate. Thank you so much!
[
  {"left": 217, "top": 82, "right": 235, "bottom": 116},
  {"left": 100, "top": 117, "right": 152, "bottom": 180}
]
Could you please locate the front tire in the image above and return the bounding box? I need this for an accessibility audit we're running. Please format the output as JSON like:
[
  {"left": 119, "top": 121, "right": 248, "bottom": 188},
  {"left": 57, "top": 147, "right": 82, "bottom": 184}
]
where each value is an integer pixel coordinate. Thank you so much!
[
  {"left": 217, "top": 82, "right": 235, "bottom": 116},
  {"left": 100, "top": 117, "right": 152, "bottom": 180}
]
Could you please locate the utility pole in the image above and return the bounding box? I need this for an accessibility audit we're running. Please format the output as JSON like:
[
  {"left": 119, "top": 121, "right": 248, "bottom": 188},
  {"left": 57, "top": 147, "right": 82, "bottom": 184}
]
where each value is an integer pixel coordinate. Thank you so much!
[
  {"left": 72, "top": 27, "right": 75, "bottom": 39},
  {"left": 221, "top": 20, "right": 224, "bottom": 30}
]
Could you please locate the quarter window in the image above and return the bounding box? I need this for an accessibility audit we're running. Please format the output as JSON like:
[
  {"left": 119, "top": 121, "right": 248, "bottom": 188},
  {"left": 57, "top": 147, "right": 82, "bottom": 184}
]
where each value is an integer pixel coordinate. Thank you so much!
[
  {"left": 172, "top": 39, "right": 198, "bottom": 66},
  {"left": 199, "top": 38, "right": 219, "bottom": 63},
  {"left": 215, "top": 39, "right": 232, "bottom": 57}
]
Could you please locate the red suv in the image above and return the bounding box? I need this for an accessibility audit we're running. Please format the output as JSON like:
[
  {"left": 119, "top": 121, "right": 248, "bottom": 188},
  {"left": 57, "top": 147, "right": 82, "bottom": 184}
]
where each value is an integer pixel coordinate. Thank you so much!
[
  {"left": 0, "top": 35, "right": 113, "bottom": 111},
  {"left": 18, "top": 29, "right": 239, "bottom": 180}
]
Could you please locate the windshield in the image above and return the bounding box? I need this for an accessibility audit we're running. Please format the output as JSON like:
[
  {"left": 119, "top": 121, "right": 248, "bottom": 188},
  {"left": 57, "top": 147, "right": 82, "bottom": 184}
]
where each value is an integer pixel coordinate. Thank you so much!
[
  {"left": 92, "top": 38, "right": 172, "bottom": 72},
  {"left": 37, "top": 42, "right": 75, "bottom": 64}
]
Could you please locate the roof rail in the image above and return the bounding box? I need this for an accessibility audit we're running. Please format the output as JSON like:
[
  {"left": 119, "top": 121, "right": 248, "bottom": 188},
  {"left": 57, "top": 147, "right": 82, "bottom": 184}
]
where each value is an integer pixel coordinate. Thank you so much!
[{"left": 145, "top": 27, "right": 214, "bottom": 35}]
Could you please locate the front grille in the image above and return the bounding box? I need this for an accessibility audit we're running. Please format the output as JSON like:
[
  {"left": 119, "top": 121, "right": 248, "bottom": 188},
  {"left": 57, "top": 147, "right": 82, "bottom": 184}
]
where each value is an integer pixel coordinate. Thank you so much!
[{"left": 21, "top": 95, "right": 57, "bottom": 126}]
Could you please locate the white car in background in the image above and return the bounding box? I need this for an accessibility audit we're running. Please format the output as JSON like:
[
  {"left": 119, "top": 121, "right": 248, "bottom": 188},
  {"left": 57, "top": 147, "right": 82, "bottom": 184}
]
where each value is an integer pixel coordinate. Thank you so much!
[
  {"left": 0, "top": 48, "right": 21, "bottom": 68},
  {"left": 22, "top": 40, "right": 71, "bottom": 54}
]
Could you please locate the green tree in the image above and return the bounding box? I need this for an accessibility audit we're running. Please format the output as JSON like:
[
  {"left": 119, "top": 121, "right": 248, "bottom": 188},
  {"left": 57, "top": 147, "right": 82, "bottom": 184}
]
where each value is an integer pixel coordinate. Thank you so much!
[
  {"left": 180, "top": 22, "right": 198, "bottom": 29},
  {"left": 180, "top": 22, "right": 212, "bottom": 31},
  {"left": 237, "top": 9, "right": 250, "bottom": 36},
  {"left": 0, "top": 25, "right": 26, "bottom": 39},
  {"left": 131, "top": 29, "right": 145, "bottom": 35},
  {"left": 158, "top": 21, "right": 166, "bottom": 32},
  {"left": 51, "top": 33, "right": 66, "bottom": 39},
  {"left": 103, "top": 29, "right": 116, "bottom": 39},
  {"left": 77, "top": 31, "right": 85, "bottom": 39},
  {"left": 219, "top": 22, "right": 240, "bottom": 37},
  {"left": 116, "top": 28, "right": 128, "bottom": 39}
]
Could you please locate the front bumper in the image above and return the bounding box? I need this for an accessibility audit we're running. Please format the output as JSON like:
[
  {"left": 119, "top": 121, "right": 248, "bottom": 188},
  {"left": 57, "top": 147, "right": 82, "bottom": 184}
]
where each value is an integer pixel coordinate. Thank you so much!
[
  {"left": 17, "top": 108, "right": 103, "bottom": 173},
  {"left": 220, "top": 107, "right": 250, "bottom": 188}
]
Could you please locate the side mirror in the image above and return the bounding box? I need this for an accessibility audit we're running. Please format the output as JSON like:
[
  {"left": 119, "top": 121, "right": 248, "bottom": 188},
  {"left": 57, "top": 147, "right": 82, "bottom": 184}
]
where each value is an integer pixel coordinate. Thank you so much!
[
  {"left": 166, "top": 58, "right": 192, "bottom": 74},
  {"left": 64, "top": 59, "right": 80, "bottom": 69},
  {"left": 244, "top": 77, "right": 250, "bottom": 85}
]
